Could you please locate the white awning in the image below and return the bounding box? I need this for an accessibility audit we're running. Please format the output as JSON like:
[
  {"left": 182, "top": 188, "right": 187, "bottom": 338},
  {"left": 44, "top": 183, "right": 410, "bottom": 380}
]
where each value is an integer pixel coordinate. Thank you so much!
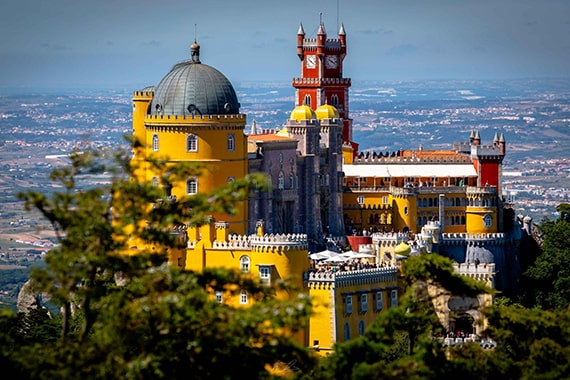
[{"left": 342, "top": 163, "right": 477, "bottom": 178}]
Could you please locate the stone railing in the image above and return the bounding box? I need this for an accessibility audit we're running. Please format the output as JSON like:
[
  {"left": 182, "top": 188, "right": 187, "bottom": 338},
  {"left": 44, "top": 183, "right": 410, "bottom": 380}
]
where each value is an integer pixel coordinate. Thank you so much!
[{"left": 307, "top": 266, "right": 399, "bottom": 286}]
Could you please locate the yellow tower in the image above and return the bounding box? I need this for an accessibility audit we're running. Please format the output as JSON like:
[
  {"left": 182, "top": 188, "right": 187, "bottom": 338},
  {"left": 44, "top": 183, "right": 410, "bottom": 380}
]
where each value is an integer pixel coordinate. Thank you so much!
[
  {"left": 132, "top": 40, "right": 249, "bottom": 235},
  {"left": 465, "top": 187, "right": 498, "bottom": 234},
  {"left": 391, "top": 188, "right": 418, "bottom": 232}
]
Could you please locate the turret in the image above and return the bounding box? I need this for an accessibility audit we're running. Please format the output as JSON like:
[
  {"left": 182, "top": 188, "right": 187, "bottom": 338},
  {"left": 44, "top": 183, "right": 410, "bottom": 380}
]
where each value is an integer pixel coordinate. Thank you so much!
[
  {"left": 498, "top": 133, "right": 506, "bottom": 156},
  {"left": 473, "top": 130, "right": 481, "bottom": 146},
  {"left": 317, "top": 23, "right": 326, "bottom": 56},
  {"left": 297, "top": 23, "right": 305, "bottom": 60},
  {"left": 339, "top": 23, "right": 346, "bottom": 57}
]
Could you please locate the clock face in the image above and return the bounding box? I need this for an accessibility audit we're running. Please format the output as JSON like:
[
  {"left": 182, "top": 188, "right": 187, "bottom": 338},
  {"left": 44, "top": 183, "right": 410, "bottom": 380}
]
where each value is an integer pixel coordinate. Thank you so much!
[
  {"left": 306, "top": 55, "right": 317, "bottom": 69},
  {"left": 325, "top": 55, "right": 338, "bottom": 69}
]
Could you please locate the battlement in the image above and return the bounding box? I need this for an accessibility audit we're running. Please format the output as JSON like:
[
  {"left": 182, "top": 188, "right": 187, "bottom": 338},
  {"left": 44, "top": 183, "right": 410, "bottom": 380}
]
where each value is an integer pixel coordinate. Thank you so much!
[
  {"left": 251, "top": 233, "right": 308, "bottom": 252},
  {"left": 307, "top": 266, "right": 399, "bottom": 286},
  {"left": 372, "top": 232, "right": 409, "bottom": 245},
  {"left": 133, "top": 91, "right": 154, "bottom": 98},
  {"left": 144, "top": 114, "right": 246, "bottom": 123},
  {"left": 292, "top": 77, "right": 351, "bottom": 86},
  {"left": 454, "top": 262, "right": 495, "bottom": 281},
  {"left": 442, "top": 233, "right": 505, "bottom": 244},
  {"left": 465, "top": 186, "right": 497, "bottom": 196},
  {"left": 471, "top": 144, "right": 503, "bottom": 158}
]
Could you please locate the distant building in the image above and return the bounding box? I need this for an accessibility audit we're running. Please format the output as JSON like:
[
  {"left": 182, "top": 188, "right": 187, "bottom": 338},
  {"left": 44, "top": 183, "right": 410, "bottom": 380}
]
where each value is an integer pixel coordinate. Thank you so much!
[{"left": 129, "top": 22, "right": 524, "bottom": 351}]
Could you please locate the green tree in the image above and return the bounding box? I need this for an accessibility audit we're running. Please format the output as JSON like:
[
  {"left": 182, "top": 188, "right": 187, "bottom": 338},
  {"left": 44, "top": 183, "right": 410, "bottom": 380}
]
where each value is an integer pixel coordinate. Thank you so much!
[
  {"left": 2, "top": 145, "right": 316, "bottom": 379},
  {"left": 523, "top": 203, "right": 570, "bottom": 310}
]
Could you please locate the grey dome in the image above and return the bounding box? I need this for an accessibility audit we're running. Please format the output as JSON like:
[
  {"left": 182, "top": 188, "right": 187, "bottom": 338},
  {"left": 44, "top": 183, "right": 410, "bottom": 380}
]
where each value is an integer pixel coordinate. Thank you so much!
[{"left": 151, "top": 49, "right": 239, "bottom": 116}]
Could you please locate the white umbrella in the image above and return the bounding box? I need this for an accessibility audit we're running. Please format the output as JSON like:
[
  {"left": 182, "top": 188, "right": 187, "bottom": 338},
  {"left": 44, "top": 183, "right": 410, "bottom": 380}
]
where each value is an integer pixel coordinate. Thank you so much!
[
  {"left": 323, "top": 254, "right": 349, "bottom": 263},
  {"left": 351, "top": 252, "right": 376, "bottom": 259},
  {"left": 309, "top": 249, "right": 339, "bottom": 260}
]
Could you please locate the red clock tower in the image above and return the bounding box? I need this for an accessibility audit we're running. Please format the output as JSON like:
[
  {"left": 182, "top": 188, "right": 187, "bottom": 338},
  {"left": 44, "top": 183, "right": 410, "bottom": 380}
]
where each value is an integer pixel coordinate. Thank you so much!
[{"left": 293, "top": 22, "right": 356, "bottom": 148}]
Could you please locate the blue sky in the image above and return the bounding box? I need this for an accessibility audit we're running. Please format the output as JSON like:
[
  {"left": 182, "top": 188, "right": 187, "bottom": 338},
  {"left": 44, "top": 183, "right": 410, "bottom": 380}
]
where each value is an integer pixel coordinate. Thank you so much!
[{"left": 1, "top": 0, "right": 569, "bottom": 89}]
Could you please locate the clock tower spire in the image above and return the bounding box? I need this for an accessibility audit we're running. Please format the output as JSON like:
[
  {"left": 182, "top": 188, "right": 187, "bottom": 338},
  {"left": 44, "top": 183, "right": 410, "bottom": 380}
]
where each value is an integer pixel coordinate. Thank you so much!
[{"left": 292, "top": 21, "right": 356, "bottom": 148}]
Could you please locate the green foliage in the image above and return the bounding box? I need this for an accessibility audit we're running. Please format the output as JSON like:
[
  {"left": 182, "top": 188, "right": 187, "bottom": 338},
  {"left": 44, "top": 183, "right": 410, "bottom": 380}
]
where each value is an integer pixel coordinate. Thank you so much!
[
  {"left": 4, "top": 145, "right": 314, "bottom": 379},
  {"left": 303, "top": 254, "right": 493, "bottom": 380},
  {"left": 522, "top": 204, "right": 570, "bottom": 310},
  {"left": 484, "top": 305, "right": 570, "bottom": 379}
]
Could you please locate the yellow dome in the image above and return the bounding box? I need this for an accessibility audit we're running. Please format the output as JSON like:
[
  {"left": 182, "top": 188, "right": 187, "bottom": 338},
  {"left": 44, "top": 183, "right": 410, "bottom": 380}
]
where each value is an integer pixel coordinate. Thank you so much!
[
  {"left": 395, "top": 242, "right": 411, "bottom": 256},
  {"left": 315, "top": 104, "right": 339, "bottom": 120},
  {"left": 289, "top": 105, "right": 316, "bottom": 121}
]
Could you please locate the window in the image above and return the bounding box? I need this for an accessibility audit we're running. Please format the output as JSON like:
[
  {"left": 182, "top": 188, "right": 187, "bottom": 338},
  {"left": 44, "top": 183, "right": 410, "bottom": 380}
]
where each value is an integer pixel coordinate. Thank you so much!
[
  {"left": 360, "top": 294, "right": 368, "bottom": 313},
  {"left": 359, "top": 320, "right": 365, "bottom": 336},
  {"left": 215, "top": 291, "right": 223, "bottom": 304},
  {"left": 227, "top": 176, "right": 235, "bottom": 183},
  {"left": 289, "top": 173, "right": 295, "bottom": 189},
  {"left": 240, "top": 256, "right": 250, "bottom": 273},
  {"left": 390, "top": 289, "right": 398, "bottom": 307},
  {"left": 186, "top": 178, "right": 198, "bottom": 195},
  {"left": 187, "top": 134, "right": 198, "bottom": 152},
  {"left": 152, "top": 134, "right": 159, "bottom": 152},
  {"left": 227, "top": 133, "right": 235, "bottom": 152},
  {"left": 259, "top": 266, "right": 271, "bottom": 285},
  {"left": 152, "top": 176, "right": 159, "bottom": 188},
  {"left": 375, "top": 291, "right": 383, "bottom": 312},
  {"left": 331, "top": 94, "right": 339, "bottom": 107},
  {"left": 344, "top": 322, "right": 350, "bottom": 341},
  {"left": 382, "top": 196, "right": 389, "bottom": 205},
  {"left": 404, "top": 206, "right": 408, "bottom": 215},
  {"left": 483, "top": 214, "right": 493, "bottom": 227},
  {"left": 240, "top": 290, "right": 248, "bottom": 305},
  {"left": 357, "top": 195, "right": 365, "bottom": 205},
  {"left": 345, "top": 295, "right": 353, "bottom": 314},
  {"left": 303, "top": 94, "right": 312, "bottom": 107},
  {"left": 278, "top": 171, "right": 285, "bottom": 190}
]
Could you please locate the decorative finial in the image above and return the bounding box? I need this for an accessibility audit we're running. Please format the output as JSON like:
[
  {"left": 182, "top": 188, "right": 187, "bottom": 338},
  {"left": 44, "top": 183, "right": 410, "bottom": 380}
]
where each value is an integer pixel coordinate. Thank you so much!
[{"left": 190, "top": 24, "right": 201, "bottom": 63}]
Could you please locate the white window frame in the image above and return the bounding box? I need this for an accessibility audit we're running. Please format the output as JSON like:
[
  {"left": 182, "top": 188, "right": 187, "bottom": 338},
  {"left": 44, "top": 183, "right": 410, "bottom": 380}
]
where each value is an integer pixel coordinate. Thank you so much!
[
  {"left": 187, "top": 133, "right": 198, "bottom": 152},
  {"left": 152, "top": 134, "right": 159, "bottom": 152},
  {"left": 240, "top": 256, "right": 250, "bottom": 273},
  {"left": 227, "top": 133, "right": 235, "bottom": 152},
  {"left": 357, "top": 195, "right": 365, "bottom": 205},
  {"left": 186, "top": 177, "right": 198, "bottom": 195},
  {"left": 240, "top": 289, "right": 248, "bottom": 305},
  {"left": 259, "top": 265, "right": 271, "bottom": 285},
  {"left": 215, "top": 291, "right": 223, "bottom": 304},
  {"left": 483, "top": 214, "right": 493, "bottom": 227}
]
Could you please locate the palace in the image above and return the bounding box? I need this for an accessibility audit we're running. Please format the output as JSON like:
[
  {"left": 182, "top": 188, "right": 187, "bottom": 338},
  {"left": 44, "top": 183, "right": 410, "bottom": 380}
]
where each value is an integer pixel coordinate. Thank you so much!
[{"left": 130, "top": 22, "right": 524, "bottom": 352}]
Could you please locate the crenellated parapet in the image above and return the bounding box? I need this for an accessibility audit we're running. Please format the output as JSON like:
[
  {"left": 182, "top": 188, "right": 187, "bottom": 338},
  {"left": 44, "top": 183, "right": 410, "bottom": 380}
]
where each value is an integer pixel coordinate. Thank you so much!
[
  {"left": 292, "top": 77, "right": 351, "bottom": 86},
  {"left": 144, "top": 113, "right": 246, "bottom": 126},
  {"left": 372, "top": 232, "right": 408, "bottom": 246},
  {"left": 251, "top": 233, "right": 308, "bottom": 253},
  {"left": 306, "top": 266, "right": 399, "bottom": 287},
  {"left": 442, "top": 233, "right": 505, "bottom": 246},
  {"left": 133, "top": 91, "right": 154, "bottom": 98},
  {"left": 454, "top": 262, "right": 495, "bottom": 283}
]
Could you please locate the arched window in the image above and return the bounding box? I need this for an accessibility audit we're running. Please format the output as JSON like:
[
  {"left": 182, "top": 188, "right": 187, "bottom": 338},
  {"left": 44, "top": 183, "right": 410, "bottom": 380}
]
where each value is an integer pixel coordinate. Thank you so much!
[
  {"left": 278, "top": 171, "right": 285, "bottom": 190},
  {"left": 303, "top": 94, "right": 312, "bottom": 107},
  {"left": 359, "top": 320, "right": 365, "bottom": 336},
  {"left": 227, "top": 133, "right": 235, "bottom": 152},
  {"left": 152, "top": 176, "right": 159, "bottom": 188},
  {"left": 404, "top": 206, "right": 408, "bottom": 215},
  {"left": 187, "top": 134, "right": 198, "bottom": 152},
  {"left": 152, "top": 134, "right": 159, "bottom": 152},
  {"left": 240, "top": 256, "right": 250, "bottom": 273},
  {"left": 483, "top": 214, "right": 493, "bottom": 227},
  {"left": 186, "top": 178, "right": 198, "bottom": 195},
  {"left": 344, "top": 322, "right": 350, "bottom": 341},
  {"left": 331, "top": 94, "right": 339, "bottom": 107},
  {"left": 227, "top": 176, "right": 235, "bottom": 183},
  {"left": 289, "top": 173, "right": 295, "bottom": 189}
]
